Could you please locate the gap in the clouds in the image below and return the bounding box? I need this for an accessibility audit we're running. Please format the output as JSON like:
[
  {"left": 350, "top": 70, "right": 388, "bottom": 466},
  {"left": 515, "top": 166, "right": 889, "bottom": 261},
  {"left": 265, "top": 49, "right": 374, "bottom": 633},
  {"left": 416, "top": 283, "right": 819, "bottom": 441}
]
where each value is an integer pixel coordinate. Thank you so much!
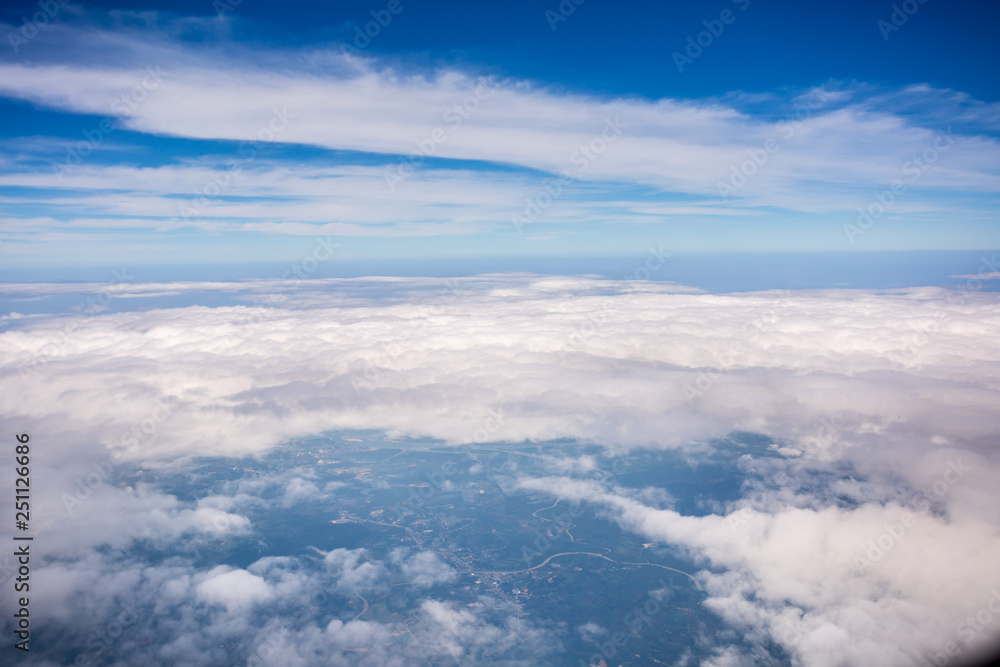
[
  {"left": 52, "top": 426, "right": 845, "bottom": 665},
  {"left": 114, "top": 429, "right": 755, "bottom": 663},
  {"left": 129, "top": 427, "right": 811, "bottom": 568},
  {"left": 134, "top": 429, "right": 717, "bottom": 560}
]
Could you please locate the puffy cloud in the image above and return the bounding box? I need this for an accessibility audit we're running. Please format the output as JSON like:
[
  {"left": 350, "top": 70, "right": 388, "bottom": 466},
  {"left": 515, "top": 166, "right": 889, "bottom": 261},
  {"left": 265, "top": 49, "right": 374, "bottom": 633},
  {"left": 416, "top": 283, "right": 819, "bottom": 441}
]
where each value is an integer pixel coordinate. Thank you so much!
[
  {"left": 196, "top": 567, "right": 274, "bottom": 614},
  {"left": 5, "top": 547, "right": 556, "bottom": 666},
  {"left": 246, "top": 595, "right": 558, "bottom": 667},
  {"left": 37, "top": 477, "right": 251, "bottom": 557},
  {"left": 577, "top": 620, "right": 607, "bottom": 642},
  {"left": 390, "top": 548, "right": 459, "bottom": 587},
  {"left": 321, "top": 548, "right": 385, "bottom": 591},
  {"left": 515, "top": 469, "right": 1000, "bottom": 667},
  {"left": 5, "top": 274, "right": 999, "bottom": 466},
  {"left": 280, "top": 474, "right": 324, "bottom": 506}
]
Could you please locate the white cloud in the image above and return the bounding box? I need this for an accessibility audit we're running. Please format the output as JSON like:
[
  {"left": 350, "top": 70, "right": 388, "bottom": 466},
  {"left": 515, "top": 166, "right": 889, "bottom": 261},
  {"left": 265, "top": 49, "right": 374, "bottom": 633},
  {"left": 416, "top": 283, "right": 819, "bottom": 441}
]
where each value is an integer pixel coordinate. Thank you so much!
[
  {"left": 577, "top": 620, "right": 607, "bottom": 642},
  {"left": 515, "top": 470, "right": 1000, "bottom": 666},
  {"left": 390, "top": 548, "right": 458, "bottom": 587},
  {"left": 7, "top": 547, "right": 556, "bottom": 666},
  {"left": 196, "top": 567, "right": 274, "bottom": 614},
  {"left": 280, "top": 475, "right": 324, "bottom": 505},
  {"left": 2, "top": 274, "right": 999, "bottom": 664},
  {"left": 321, "top": 548, "right": 384, "bottom": 591},
  {"left": 0, "top": 16, "right": 996, "bottom": 254},
  {"left": 6, "top": 275, "right": 999, "bottom": 466}
]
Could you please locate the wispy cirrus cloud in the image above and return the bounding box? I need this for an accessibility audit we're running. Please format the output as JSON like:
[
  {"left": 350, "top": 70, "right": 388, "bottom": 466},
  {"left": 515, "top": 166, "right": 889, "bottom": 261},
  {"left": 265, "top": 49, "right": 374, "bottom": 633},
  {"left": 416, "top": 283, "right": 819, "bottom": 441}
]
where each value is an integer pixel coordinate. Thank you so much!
[{"left": 0, "top": 13, "right": 998, "bottom": 261}]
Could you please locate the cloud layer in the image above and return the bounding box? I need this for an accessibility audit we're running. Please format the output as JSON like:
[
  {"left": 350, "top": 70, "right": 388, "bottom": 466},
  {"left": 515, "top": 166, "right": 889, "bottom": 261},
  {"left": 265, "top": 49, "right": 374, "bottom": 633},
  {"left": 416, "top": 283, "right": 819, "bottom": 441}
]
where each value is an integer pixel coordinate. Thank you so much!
[
  {"left": 0, "top": 14, "right": 998, "bottom": 260},
  {"left": 2, "top": 273, "right": 999, "bottom": 664}
]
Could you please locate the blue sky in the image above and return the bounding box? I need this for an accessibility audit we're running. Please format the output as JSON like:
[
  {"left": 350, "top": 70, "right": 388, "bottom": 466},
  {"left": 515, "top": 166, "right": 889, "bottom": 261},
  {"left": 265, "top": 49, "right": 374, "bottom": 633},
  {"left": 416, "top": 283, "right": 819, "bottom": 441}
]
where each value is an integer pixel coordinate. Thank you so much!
[
  {"left": 4, "top": 5, "right": 1000, "bottom": 664},
  {"left": 0, "top": 0, "right": 998, "bottom": 270}
]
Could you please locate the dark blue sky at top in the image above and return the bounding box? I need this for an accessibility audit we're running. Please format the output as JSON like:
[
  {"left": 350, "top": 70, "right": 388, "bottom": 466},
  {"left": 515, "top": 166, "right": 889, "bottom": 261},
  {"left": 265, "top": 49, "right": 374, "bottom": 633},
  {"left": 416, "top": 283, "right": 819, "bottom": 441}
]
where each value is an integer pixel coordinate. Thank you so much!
[{"left": 3, "top": 0, "right": 998, "bottom": 101}]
